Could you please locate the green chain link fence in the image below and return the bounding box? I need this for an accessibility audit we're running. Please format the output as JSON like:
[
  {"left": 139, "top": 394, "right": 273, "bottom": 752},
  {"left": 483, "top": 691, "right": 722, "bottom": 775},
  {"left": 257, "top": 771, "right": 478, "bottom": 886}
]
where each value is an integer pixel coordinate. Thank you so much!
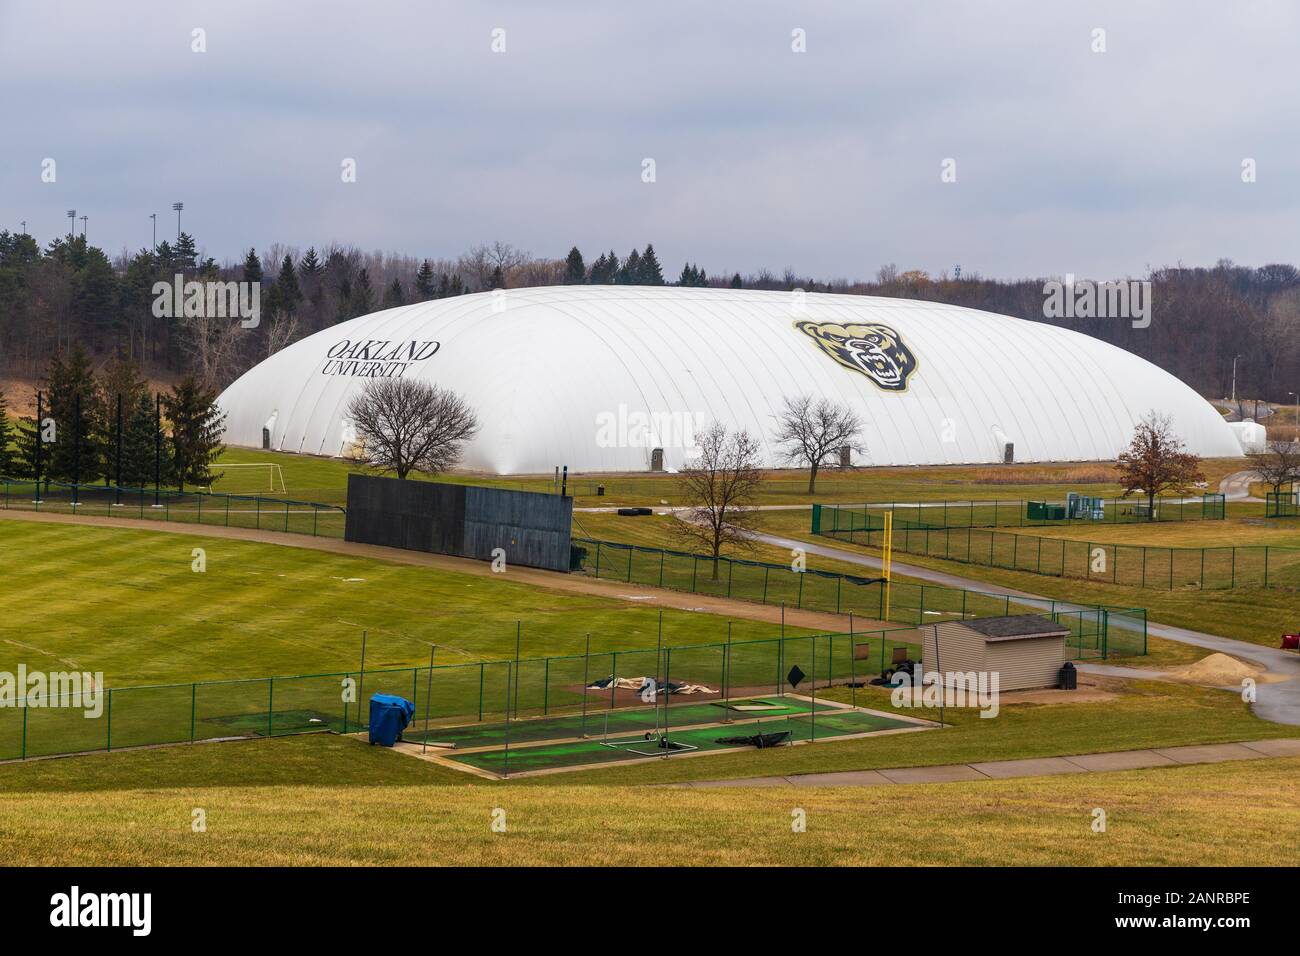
[
  {"left": 813, "top": 504, "right": 1300, "bottom": 590},
  {"left": 0, "top": 610, "right": 1136, "bottom": 763},
  {"left": 570, "top": 537, "right": 1144, "bottom": 657},
  {"left": 0, "top": 479, "right": 346, "bottom": 538},
  {"left": 812, "top": 495, "right": 1225, "bottom": 533}
]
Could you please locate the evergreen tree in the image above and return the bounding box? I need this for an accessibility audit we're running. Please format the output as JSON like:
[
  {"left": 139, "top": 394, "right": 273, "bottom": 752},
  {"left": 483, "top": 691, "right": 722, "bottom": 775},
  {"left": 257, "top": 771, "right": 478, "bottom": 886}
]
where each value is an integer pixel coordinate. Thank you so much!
[
  {"left": 174, "top": 233, "right": 198, "bottom": 272},
  {"left": 730, "top": 273, "right": 743, "bottom": 288},
  {"left": 640, "top": 244, "right": 665, "bottom": 285},
  {"left": 275, "top": 255, "right": 302, "bottom": 315},
  {"left": 334, "top": 275, "right": 354, "bottom": 324},
  {"left": 617, "top": 249, "right": 641, "bottom": 285},
  {"left": 415, "top": 260, "right": 436, "bottom": 300},
  {"left": 0, "top": 388, "right": 15, "bottom": 477},
  {"left": 164, "top": 376, "right": 225, "bottom": 493},
  {"left": 563, "top": 246, "right": 587, "bottom": 284},
  {"left": 119, "top": 391, "right": 159, "bottom": 489},
  {"left": 488, "top": 265, "right": 505, "bottom": 290},
  {"left": 353, "top": 268, "right": 375, "bottom": 314},
  {"left": 679, "top": 263, "right": 696, "bottom": 286},
  {"left": 154, "top": 240, "right": 176, "bottom": 275},
  {"left": 43, "top": 345, "right": 103, "bottom": 484},
  {"left": 242, "top": 248, "right": 263, "bottom": 284},
  {"left": 98, "top": 354, "right": 148, "bottom": 483},
  {"left": 383, "top": 278, "right": 406, "bottom": 308},
  {"left": 72, "top": 246, "right": 119, "bottom": 339},
  {"left": 300, "top": 247, "right": 323, "bottom": 276}
]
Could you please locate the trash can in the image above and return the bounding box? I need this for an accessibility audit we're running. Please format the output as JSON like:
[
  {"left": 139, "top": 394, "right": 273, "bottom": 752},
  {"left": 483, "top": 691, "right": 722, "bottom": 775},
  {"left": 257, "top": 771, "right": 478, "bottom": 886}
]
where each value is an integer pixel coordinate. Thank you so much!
[
  {"left": 368, "top": 693, "right": 416, "bottom": 746},
  {"left": 1058, "top": 661, "right": 1078, "bottom": 691}
]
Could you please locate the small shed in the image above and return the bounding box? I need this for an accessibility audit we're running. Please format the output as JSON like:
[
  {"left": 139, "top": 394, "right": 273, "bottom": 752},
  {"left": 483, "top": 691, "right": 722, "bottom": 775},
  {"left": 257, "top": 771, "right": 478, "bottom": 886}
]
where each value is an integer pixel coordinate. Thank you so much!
[{"left": 922, "top": 614, "right": 1070, "bottom": 691}]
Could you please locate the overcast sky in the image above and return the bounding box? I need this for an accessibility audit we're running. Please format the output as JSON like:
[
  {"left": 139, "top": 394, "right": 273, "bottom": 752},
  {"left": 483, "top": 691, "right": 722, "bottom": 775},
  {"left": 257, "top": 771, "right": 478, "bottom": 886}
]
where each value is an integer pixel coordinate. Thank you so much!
[{"left": 3, "top": 0, "right": 1297, "bottom": 281}]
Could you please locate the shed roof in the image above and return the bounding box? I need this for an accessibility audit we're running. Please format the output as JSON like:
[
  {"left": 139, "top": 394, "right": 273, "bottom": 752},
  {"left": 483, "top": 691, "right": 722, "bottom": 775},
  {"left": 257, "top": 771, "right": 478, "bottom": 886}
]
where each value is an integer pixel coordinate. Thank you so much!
[{"left": 961, "top": 614, "right": 1071, "bottom": 642}]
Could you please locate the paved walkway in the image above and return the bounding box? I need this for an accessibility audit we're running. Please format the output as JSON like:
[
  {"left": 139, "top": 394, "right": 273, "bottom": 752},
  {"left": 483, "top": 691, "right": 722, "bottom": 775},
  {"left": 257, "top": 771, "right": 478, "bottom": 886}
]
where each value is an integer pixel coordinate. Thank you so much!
[
  {"left": 679, "top": 737, "right": 1300, "bottom": 788},
  {"left": 1219, "top": 468, "right": 1263, "bottom": 502},
  {"left": 750, "top": 528, "right": 1300, "bottom": 726}
]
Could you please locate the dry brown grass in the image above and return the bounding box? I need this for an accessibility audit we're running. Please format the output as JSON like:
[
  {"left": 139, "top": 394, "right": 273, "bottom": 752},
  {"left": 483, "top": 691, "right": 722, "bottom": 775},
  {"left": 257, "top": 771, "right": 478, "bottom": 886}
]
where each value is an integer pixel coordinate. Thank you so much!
[{"left": 2, "top": 749, "right": 1295, "bottom": 866}]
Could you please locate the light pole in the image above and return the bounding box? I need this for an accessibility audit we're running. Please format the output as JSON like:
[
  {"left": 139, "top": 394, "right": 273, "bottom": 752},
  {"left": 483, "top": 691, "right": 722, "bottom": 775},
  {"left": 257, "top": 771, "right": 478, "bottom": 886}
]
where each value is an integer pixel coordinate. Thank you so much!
[
  {"left": 1231, "top": 354, "right": 1242, "bottom": 404},
  {"left": 19, "top": 220, "right": 26, "bottom": 234},
  {"left": 1290, "top": 392, "right": 1298, "bottom": 443},
  {"left": 172, "top": 202, "right": 184, "bottom": 241},
  {"left": 66, "top": 209, "right": 76, "bottom": 239},
  {"left": 150, "top": 213, "right": 157, "bottom": 252},
  {"left": 79, "top": 215, "right": 87, "bottom": 240}
]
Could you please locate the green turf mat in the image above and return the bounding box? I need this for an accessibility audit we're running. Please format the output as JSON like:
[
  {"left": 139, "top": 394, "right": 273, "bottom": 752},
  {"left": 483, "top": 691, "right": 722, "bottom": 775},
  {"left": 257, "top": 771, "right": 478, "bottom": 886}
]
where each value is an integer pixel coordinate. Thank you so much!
[{"left": 445, "top": 709, "right": 916, "bottom": 774}]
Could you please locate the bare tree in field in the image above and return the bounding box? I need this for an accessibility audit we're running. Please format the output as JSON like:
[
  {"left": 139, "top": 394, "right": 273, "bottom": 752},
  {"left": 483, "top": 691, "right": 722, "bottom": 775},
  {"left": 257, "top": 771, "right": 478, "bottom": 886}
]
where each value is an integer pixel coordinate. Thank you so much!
[
  {"left": 773, "top": 395, "right": 865, "bottom": 494},
  {"left": 1250, "top": 440, "right": 1300, "bottom": 495},
  {"left": 1116, "top": 411, "right": 1204, "bottom": 519},
  {"left": 345, "top": 379, "right": 479, "bottom": 479},
  {"left": 674, "top": 423, "right": 764, "bottom": 579}
]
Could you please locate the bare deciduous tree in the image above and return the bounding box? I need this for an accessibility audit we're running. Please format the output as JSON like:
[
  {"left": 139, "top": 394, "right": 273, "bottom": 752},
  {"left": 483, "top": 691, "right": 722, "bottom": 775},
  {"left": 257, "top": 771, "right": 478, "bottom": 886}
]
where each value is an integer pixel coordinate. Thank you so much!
[
  {"left": 773, "top": 395, "right": 865, "bottom": 493},
  {"left": 673, "top": 423, "right": 764, "bottom": 579},
  {"left": 1249, "top": 439, "right": 1300, "bottom": 494},
  {"left": 345, "top": 379, "right": 479, "bottom": 479},
  {"left": 1116, "top": 411, "right": 1205, "bottom": 519}
]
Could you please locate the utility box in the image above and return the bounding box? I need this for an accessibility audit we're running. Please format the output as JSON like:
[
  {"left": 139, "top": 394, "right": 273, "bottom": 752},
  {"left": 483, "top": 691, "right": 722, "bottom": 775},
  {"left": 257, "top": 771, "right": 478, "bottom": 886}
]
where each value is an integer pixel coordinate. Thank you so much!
[{"left": 650, "top": 447, "right": 664, "bottom": 471}]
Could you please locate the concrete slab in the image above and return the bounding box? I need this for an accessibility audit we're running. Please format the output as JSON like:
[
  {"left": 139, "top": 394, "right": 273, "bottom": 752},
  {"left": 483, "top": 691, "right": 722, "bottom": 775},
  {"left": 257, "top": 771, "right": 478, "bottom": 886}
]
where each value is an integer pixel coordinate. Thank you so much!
[
  {"left": 877, "top": 764, "right": 989, "bottom": 784},
  {"left": 967, "top": 756, "right": 1088, "bottom": 779},
  {"left": 1061, "top": 749, "right": 1177, "bottom": 772},
  {"left": 1237, "top": 738, "right": 1300, "bottom": 757},
  {"left": 1153, "top": 743, "right": 1263, "bottom": 765},
  {"left": 784, "top": 770, "right": 893, "bottom": 787}
]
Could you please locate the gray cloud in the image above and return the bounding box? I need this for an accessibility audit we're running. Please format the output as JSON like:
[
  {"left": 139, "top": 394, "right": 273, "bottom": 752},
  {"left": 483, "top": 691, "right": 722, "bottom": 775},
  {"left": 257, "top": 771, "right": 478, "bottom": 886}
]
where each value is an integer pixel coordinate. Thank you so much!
[{"left": 3, "top": 0, "right": 1297, "bottom": 279}]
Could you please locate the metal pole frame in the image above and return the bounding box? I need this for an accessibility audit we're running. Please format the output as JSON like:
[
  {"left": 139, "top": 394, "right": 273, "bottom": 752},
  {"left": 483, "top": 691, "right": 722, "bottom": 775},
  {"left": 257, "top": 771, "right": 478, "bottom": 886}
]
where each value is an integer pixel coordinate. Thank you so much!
[
  {"left": 580, "top": 633, "right": 591, "bottom": 738},
  {"left": 421, "top": 645, "right": 437, "bottom": 755}
]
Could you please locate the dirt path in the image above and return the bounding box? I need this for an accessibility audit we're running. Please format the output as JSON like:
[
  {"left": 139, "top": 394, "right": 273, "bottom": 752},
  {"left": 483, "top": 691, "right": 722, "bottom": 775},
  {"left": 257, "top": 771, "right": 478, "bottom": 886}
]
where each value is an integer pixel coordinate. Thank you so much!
[{"left": 0, "top": 509, "right": 886, "bottom": 635}]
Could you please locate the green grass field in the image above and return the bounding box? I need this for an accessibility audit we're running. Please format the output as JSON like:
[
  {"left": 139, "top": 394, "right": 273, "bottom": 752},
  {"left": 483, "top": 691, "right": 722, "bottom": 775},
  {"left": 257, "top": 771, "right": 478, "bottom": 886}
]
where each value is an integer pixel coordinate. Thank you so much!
[
  {"left": 0, "top": 520, "right": 815, "bottom": 688},
  {"left": 209, "top": 447, "right": 1250, "bottom": 509},
  {"left": 0, "top": 733, "right": 1294, "bottom": 866},
  {"left": 3, "top": 452, "right": 1296, "bottom": 868}
]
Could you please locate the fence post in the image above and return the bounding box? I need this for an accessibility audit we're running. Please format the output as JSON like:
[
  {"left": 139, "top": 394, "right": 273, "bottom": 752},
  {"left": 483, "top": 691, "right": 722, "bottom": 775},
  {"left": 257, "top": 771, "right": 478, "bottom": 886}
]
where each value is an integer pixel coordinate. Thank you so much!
[
  {"left": 762, "top": 566, "right": 769, "bottom": 604},
  {"left": 1231, "top": 548, "right": 1236, "bottom": 588},
  {"left": 691, "top": 556, "right": 698, "bottom": 592},
  {"left": 191, "top": 683, "right": 197, "bottom": 742},
  {"left": 836, "top": 576, "right": 841, "bottom": 614},
  {"left": 543, "top": 657, "right": 550, "bottom": 715},
  {"left": 106, "top": 689, "right": 112, "bottom": 751},
  {"left": 797, "top": 572, "right": 804, "bottom": 608},
  {"left": 21, "top": 703, "right": 27, "bottom": 758},
  {"left": 1265, "top": 547, "right": 1270, "bottom": 588},
  {"left": 727, "top": 559, "right": 734, "bottom": 597},
  {"left": 659, "top": 550, "right": 665, "bottom": 587},
  {"left": 595, "top": 541, "right": 601, "bottom": 577},
  {"left": 478, "top": 663, "right": 485, "bottom": 721}
]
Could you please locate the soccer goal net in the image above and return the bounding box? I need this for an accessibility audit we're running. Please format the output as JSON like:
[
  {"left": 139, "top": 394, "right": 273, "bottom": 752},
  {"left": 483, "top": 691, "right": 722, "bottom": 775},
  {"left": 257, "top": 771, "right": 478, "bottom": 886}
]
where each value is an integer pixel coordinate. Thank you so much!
[{"left": 208, "top": 463, "right": 287, "bottom": 494}]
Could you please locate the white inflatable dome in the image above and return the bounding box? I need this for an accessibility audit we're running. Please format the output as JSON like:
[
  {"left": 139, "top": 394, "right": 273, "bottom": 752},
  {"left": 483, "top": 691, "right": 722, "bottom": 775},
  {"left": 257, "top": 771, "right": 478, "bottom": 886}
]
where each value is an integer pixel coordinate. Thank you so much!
[{"left": 216, "top": 286, "right": 1243, "bottom": 474}]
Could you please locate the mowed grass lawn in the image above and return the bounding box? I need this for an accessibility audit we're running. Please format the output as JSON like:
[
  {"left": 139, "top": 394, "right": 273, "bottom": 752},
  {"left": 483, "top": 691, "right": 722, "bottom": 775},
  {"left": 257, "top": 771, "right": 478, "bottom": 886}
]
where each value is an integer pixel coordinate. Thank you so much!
[
  {"left": 0, "top": 521, "right": 810, "bottom": 687},
  {"left": 214, "top": 448, "right": 1249, "bottom": 509},
  {"left": 753, "top": 510, "right": 1300, "bottom": 649},
  {"left": 0, "top": 734, "right": 1294, "bottom": 865}
]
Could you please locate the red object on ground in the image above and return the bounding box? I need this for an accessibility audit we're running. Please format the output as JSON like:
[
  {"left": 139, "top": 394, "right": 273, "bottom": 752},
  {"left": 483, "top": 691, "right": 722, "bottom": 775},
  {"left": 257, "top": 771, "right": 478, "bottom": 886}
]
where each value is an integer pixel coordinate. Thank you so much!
[{"left": 1282, "top": 634, "right": 1300, "bottom": 650}]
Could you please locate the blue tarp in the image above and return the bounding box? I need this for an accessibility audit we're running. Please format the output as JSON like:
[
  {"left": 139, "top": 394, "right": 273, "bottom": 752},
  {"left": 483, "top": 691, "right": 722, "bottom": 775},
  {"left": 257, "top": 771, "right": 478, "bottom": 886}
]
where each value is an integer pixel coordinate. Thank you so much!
[{"left": 368, "top": 693, "right": 416, "bottom": 746}]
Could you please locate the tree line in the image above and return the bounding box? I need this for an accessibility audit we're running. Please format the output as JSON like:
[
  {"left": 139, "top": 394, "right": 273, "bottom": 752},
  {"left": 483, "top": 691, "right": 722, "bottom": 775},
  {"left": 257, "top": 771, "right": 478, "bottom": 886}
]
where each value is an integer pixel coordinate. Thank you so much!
[
  {"left": 0, "top": 345, "right": 225, "bottom": 493},
  {"left": 3, "top": 225, "right": 1298, "bottom": 402}
]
